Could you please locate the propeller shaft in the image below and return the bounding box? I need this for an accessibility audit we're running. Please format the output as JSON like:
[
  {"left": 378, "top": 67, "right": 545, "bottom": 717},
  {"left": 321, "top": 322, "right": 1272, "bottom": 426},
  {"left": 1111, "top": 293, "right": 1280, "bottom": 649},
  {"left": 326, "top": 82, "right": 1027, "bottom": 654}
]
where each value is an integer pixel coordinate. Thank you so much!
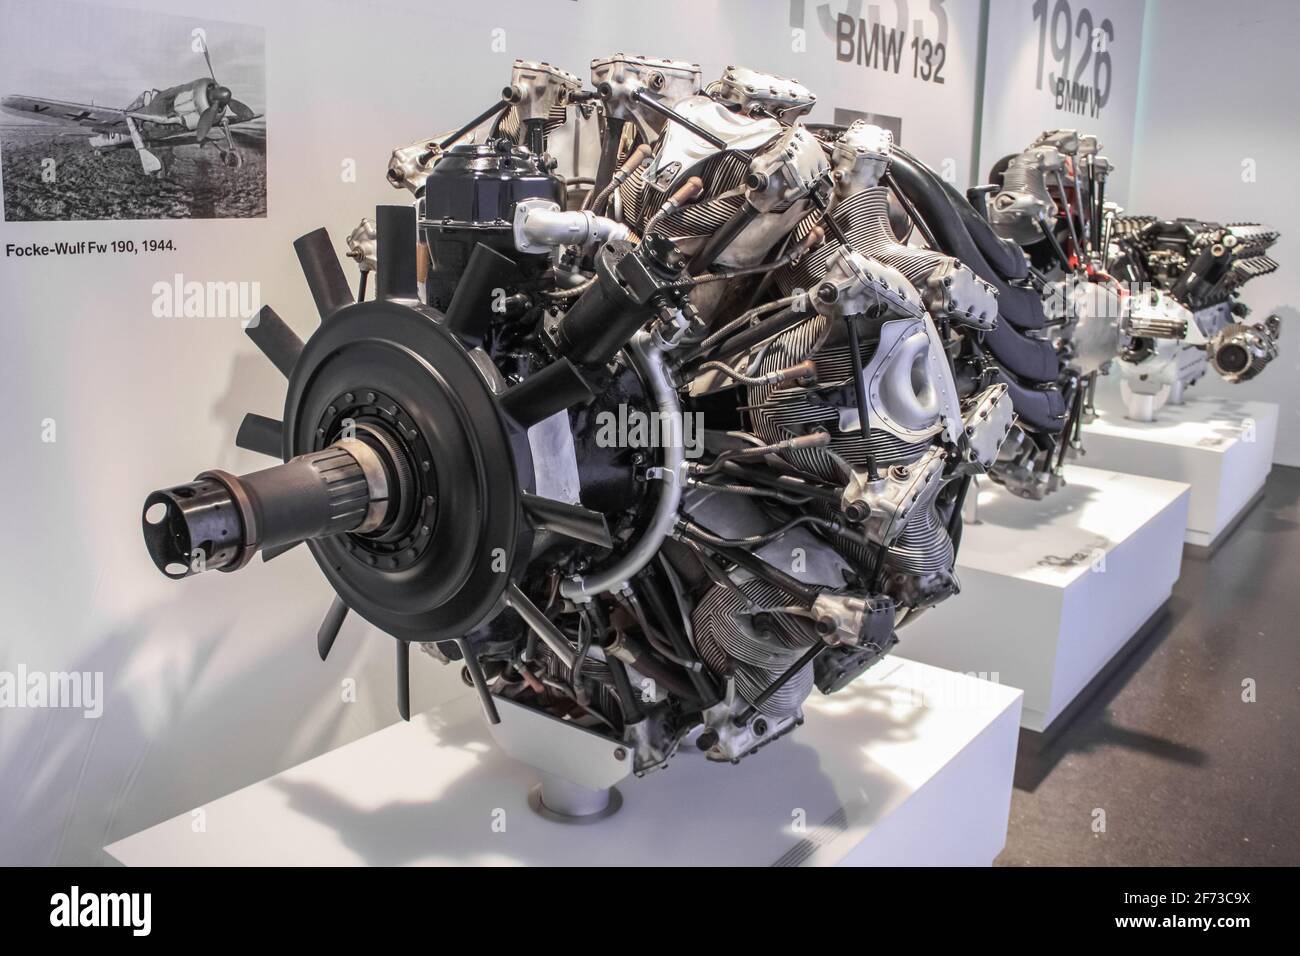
[{"left": 143, "top": 438, "right": 398, "bottom": 579}]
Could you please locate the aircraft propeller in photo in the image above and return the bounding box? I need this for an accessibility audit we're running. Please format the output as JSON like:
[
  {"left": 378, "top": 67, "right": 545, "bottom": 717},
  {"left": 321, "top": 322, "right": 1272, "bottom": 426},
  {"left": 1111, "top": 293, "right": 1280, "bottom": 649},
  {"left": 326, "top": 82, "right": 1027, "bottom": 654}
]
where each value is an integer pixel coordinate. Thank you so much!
[{"left": 0, "top": 39, "right": 260, "bottom": 175}]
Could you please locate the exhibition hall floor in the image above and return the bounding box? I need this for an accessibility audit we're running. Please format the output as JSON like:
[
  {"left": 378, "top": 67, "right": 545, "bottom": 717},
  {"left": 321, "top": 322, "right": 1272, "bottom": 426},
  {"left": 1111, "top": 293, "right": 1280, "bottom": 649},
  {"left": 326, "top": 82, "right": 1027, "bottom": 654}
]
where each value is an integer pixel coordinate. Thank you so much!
[{"left": 999, "top": 465, "right": 1300, "bottom": 866}]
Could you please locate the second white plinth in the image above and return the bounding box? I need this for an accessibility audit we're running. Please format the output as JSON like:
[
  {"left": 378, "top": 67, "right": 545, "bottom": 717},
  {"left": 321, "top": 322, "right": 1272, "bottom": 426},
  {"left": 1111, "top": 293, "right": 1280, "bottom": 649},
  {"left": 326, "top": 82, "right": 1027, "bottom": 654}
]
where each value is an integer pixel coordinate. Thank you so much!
[
  {"left": 1082, "top": 388, "right": 1277, "bottom": 548},
  {"left": 897, "top": 465, "right": 1190, "bottom": 732}
]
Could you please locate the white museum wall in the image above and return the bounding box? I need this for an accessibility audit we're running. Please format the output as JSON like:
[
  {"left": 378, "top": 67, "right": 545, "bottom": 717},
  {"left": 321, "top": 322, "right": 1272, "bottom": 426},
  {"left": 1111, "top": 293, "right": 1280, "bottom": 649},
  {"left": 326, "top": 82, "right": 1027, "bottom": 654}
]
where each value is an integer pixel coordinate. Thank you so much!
[
  {"left": 978, "top": 0, "right": 1147, "bottom": 205},
  {"left": 0, "top": 0, "right": 987, "bottom": 864},
  {"left": 1128, "top": 0, "right": 1300, "bottom": 465}
]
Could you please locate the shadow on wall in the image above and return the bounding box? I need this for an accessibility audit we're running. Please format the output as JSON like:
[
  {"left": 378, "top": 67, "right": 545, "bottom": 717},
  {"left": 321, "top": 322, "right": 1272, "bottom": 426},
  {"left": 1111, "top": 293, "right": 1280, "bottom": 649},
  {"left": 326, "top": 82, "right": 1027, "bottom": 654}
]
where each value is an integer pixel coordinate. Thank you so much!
[
  {"left": 0, "top": 578, "right": 340, "bottom": 864},
  {"left": 0, "top": 544, "right": 467, "bottom": 865},
  {"left": 0, "top": 296, "right": 478, "bottom": 864}
]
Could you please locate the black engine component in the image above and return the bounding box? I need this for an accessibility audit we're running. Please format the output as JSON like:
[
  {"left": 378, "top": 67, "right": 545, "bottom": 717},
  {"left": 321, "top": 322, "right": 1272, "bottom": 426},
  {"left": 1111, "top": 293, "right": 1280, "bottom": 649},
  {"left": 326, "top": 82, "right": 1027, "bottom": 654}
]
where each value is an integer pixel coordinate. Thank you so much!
[
  {"left": 1110, "top": 217, "right": 1280, "bottom": 311},
  {"left": 420, "top": 141, "right": 563, "bottom": 310},
  {"left": 555, "top": 234, "right": 689, "bottom": 366}
]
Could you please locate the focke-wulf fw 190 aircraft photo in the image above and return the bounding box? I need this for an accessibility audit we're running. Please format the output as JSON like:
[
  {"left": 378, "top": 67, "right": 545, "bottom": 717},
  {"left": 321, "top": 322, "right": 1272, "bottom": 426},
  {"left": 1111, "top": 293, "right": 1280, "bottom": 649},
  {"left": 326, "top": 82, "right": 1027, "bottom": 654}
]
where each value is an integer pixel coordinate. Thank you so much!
[{"left": 0, "top": 40, "right": 259, "bottom": 175}]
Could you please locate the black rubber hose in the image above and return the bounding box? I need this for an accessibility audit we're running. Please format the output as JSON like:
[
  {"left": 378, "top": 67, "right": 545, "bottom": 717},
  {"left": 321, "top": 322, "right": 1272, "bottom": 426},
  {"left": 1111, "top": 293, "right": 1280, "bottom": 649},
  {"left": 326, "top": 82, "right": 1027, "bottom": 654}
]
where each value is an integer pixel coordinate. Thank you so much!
[
  {"left": 887, "top": 150, "right": 1000, "bottom": 284},
  {"left": 896, "top": 145, "right": 1029, "bottom": 281},
  {"left": 888, "top": 149, "right": 1048, "bottom": 334}
]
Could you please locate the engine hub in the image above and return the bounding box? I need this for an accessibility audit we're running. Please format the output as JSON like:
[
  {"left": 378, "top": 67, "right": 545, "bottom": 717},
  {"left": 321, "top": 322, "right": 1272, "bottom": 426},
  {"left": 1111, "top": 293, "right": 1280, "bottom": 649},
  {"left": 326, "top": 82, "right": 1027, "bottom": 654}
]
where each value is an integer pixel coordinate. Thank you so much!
[{"left": 283, "top": 297, "right": 536, "bottom": 642}]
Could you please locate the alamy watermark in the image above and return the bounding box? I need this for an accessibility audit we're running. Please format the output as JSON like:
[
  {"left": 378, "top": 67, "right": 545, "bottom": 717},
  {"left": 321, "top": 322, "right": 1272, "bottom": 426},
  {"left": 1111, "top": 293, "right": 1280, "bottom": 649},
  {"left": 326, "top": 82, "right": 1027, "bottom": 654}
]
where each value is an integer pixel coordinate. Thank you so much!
[
  {"left": 151, "top": 273, "right": 261, "bottom": 325},
  {"left": 0, "top": 664, "right": 103, "bottom": 718},
  {"left": 593, "top": 404, "right": 705, "bottom": 459},
  {"left": 1043, "top": 276, "right": 1153, "bottom": 322},
  {"left": 50, "top": 886, "right": 150, "bottom": 936}
]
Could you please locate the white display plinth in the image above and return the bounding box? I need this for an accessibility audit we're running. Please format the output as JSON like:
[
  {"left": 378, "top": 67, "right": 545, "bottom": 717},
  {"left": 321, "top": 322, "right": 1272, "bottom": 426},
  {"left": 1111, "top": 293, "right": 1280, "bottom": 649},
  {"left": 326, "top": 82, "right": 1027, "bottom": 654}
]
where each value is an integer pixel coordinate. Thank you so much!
[
  {"left": 898, "top": 465, "right": 1189, "bottom": 733},
  {"left": 105, "top": 659, "right": 1021, "bottom": 867},
  {"left": 1082, "top": 389, "right": 1277, "bottom": 549}
]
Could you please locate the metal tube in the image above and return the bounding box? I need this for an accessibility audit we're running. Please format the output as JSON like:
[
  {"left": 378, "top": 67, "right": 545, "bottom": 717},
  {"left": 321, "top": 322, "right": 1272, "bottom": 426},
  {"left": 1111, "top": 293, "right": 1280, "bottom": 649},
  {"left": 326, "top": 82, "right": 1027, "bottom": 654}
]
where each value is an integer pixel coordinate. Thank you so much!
[
  {"left": 456, "top": 637, "right": 501, "bottom": 725},
  {"left": 1092, "top": 178, "right": 1107, "bottom": 252},
  {"left": 636, "top": 567, "right": 720, "bottom": 704},
  {"left": 591, "top": 115, "right": 626, "bottom": 200},
  {"left": 678, "top": 526, "right": 821, "bottom": 605},
  {"left": 1036, "top": 212, "right": 1073, "bottom": 272},
  {"left": 715, "top": 461, "right": 843, "bottom": 505},
  {"left": 630, "top": 89, "right": 728, "bottom": 149},
  {"left": 506, "top": 583, "right": 577, "bottom": 669},
  {"left": 561, "top": 332, "right": 684, "bottom": 601},
  {"left": 690, "top": 202, "right": 759, "bottom": 271},
  {"left": 734, "top": 641, "right": 827, "bottom": 725},
  {"left": 884, "top": 175, "right": 939, "bottom": 251},
  {"left": 435, "top": 98, "right": 511, "bottom": 152},
  {"left": 1052, "top": 170, "right": 1082, "bottom": 264},
  {"left": 1069, "top": 161, "right": 1090, "bottom": 256},
  {"left": 515, "top": 203, "right": 630, "bottom": 252},
  {"left": 845, "top": 314, "right": 872, "bottom": 438}
]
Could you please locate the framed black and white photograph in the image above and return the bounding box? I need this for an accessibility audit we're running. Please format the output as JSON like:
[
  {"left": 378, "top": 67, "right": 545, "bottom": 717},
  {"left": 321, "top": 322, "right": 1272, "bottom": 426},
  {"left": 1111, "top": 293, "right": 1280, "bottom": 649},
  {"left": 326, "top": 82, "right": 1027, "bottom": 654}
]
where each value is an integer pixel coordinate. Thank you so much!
[{"left": 0, "top": 0, "right": 265, "bottom": 221}]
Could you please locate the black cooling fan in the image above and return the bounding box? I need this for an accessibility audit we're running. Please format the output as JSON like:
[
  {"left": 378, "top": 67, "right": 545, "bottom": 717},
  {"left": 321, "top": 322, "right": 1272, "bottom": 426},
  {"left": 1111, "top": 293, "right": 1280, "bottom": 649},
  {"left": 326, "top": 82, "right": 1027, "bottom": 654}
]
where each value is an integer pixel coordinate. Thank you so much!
[{"left": 142, "top": 205, "right": 612, "bottom": 720}]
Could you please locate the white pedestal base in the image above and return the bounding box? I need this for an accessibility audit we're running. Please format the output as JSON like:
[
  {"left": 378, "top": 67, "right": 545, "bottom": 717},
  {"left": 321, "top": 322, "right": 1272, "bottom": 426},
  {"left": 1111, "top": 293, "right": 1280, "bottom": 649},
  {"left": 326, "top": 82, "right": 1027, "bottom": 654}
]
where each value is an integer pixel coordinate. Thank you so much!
[
  {"left": 105, "top": 659, "right": 1021, "bottom": 867},
  {"left": 1083, "top": 388, "right": 1277, "bottom": 549},
  {"left": 898, "top": 465, "right": 1189, "bottom": 733}
]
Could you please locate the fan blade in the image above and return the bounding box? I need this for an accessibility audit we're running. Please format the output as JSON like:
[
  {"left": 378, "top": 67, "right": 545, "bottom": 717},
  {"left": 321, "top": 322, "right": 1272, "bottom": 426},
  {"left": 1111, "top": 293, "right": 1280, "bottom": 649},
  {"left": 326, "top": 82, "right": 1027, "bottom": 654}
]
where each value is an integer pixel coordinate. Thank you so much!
[
  {"left": 521, "top": 493, "right": 613, "bottom": 548},
  {"left": 228, "top": 99, "right": 255, "bottom": 123},
  {"left": 498, "top": 358, "right": 595, "bottom": 428},
  {"left": 261, "top": 540, "right": 301, "bottom": 562},
  {"left": 293, "top": 228, "right": 354, "bottom": 321},
  {"left": 235, "top": 413, "right": 282, "bottom": 458},
  {"left": 444, "top": 243, "right": 517, "bottom": 345},
  {"left": 375, "top": 205, "right": 419, "bottom": 300},
  {"left": 396, "top": 641, "right": 411, "bottom": 721},
  {"left": 245, "top": 304, "right": 303, "bottom": 377},
  {"left": 200, "top": 39, "right": 216, "bottom": 80},
  {"left": 317, "top": 596, "right": 348, "bottom": 661},
  {"left": 196, "top": 103, "right": 219, "bottom": 143}
]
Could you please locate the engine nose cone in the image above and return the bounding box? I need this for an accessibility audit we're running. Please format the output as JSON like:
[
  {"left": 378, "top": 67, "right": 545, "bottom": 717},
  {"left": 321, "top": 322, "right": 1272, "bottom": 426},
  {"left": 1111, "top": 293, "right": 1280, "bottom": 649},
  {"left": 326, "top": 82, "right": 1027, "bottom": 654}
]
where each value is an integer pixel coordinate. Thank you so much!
[{"left": 212, "top": 84, "right": 232, "bottom": 107}]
